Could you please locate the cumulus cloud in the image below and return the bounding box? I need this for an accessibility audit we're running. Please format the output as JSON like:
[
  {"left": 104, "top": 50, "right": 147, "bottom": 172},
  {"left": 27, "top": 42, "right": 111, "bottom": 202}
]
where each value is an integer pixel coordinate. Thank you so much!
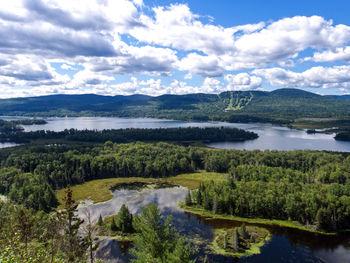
[
  {"left": 2, "top": 0, "right": 350, "bottom": 96},
  {"left": 178, "top": 53, "right": 224, "bottom": 77},
  {"left": 254, "top": 66, "right": 350, "bottom": 89},
  {"left": 225, "top": 73, "right": 262, "bottom": 91},
  {"left": 307, "top": 46, "right": 350, "bottom": 62}
]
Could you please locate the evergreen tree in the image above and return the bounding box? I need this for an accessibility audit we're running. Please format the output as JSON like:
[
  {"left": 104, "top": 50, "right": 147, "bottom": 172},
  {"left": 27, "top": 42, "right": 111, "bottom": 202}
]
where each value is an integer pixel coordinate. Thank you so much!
[
  {"left": 97, "top": 214, "right": 103, "bottom": 226},
  {"left": 131, "top": 204, "right": 194, "bottom": 263},
  {"left": 185, "top": 191, "right": 192, "bottom": 206},
  {"left": 116, "top": 204, "right": 133, "bottom": 233},
  {"left": 110, "top": 217, "right": 118, "bottom": 232},
  {"left": 62, "top": 186, "right": 86, "bottom": 262}
]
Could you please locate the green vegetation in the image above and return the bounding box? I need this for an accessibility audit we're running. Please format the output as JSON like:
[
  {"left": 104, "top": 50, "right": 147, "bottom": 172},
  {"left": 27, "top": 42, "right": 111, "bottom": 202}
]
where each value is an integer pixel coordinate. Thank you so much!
[
  {"left": 131, "top": 204, "right": 195, "bottom": 263},
  {"left": 56, "top": 172, "right": 227, "bottom": 205},
  {"left": 0, "top": 126, "right": 258, "bottom": 144},
  {"left": 210, "top": 225, "right": 271, "bottom": 257},
  {"left": 0, "top": 187, "right": 98, "bottom": 262},
  {"left": 0, "top": 118, "right": 47, "bottom": 134},
  {"left": 186, "top": 170, "right": 350, "bottom": 232},
  {"left": 1, "top": 89, "right": 350, "bottom": 128},
  {"left": 181, "top": 204, "right": 333, "bottom": 235},
  {"left": 56, "top": 177, "right": 162, "bottom": 204},
  {"left": 2, "top": 141, "right": 350, "bottom": 233}
]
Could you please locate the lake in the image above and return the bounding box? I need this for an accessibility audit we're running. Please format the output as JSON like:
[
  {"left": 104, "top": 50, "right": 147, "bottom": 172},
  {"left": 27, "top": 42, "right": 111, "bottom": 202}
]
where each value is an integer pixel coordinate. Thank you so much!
[
  {"left": 79, "top": 186, "right": 350, "bottom": 263},
  {"left": 13, "top": 116, "right": 350, "bottom": 152}
]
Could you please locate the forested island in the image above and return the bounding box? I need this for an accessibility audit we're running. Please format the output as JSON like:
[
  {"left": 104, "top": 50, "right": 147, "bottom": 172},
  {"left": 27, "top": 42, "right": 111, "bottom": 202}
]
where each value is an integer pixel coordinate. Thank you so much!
[{"left": 0, "top": 126, "right": 258, "bottom": 144}]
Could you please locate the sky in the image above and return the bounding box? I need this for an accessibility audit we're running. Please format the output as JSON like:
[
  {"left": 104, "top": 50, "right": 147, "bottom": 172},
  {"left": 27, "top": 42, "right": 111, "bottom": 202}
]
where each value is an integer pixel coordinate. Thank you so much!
[{"left": 1, "top": 0, "right": 350, "bottom": 98}]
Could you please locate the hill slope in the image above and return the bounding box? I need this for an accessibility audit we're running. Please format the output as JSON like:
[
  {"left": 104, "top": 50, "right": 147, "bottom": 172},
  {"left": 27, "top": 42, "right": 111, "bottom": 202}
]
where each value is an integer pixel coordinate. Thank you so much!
[{"left": 1, "top": 89, "right": 350, "bottom": 123}]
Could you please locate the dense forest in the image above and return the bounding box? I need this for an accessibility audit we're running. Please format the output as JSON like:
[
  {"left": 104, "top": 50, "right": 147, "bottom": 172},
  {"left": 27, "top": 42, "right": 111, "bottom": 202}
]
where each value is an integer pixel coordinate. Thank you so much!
[
  {"left": 0, "top": 141, "right": 350, "bottom": 232},
  {"left": 1, "top": 89, "right": 350, "bottom": 126},
  {"left": 0, "top": 126, "right": 258, "bottom": 144},
  {"left": 0, "top": 187, "right": 194, "bottom": 262}
]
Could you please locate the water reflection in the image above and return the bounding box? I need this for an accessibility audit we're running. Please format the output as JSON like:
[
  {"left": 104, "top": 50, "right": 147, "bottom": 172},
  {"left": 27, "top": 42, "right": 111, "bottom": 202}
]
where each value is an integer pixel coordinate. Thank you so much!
[
  {"left": 20, "top": 117, "right": 350, "bottom": 152},
  {"left": 80, "top": 186, "right": 350, "bottom": 263}
]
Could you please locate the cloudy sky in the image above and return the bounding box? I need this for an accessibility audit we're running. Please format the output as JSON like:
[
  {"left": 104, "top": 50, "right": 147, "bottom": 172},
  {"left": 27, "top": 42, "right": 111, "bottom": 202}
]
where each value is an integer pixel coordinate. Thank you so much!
[{"left": 1, "top": 0, "right": 350, "bottom": 98}]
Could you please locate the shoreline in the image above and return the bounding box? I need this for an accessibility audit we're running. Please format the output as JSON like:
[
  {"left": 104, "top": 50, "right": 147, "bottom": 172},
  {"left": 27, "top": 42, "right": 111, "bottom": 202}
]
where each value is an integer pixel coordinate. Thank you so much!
[{"left": 180, "top": 204, "right": 337, "bottom": 236}]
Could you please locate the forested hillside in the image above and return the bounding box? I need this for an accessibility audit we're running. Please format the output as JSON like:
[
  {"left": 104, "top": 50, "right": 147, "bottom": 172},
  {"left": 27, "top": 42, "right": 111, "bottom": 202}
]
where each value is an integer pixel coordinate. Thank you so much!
[{"left": 1, "top": 89, "right": 350, "bottom": 124}]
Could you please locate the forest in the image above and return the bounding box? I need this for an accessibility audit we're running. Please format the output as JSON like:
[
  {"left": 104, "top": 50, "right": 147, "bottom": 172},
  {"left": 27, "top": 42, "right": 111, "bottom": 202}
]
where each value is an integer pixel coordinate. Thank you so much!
[
  {"left": 0, "top": 141, "right": 350, "bottom": 232},
  {"left": 1, "top": 89, "right": 350, "bottom": 127},
  {"left": 0, "top": 126, "right": 258, "bottom": 144}
]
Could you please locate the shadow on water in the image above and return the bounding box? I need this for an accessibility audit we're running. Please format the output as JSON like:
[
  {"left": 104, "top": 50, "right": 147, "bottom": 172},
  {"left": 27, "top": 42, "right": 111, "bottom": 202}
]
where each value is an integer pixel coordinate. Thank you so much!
[{"left": 89, "top": 187, "right": 350, "bottom": 263}]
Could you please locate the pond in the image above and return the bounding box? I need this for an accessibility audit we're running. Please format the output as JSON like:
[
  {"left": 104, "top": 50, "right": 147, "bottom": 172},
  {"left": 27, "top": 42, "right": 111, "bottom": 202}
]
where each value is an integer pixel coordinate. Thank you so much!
[
  {"left": 79, "top": 186, "right": 350, "bottom": 263},
  {"left": 8, "top": 116, "right": 350, "bottom": 152}
]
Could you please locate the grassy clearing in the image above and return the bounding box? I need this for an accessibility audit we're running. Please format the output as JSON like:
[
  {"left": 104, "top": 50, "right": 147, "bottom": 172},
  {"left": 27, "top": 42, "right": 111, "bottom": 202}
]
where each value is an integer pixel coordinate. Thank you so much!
[
  {"left": 181, "top": 204, "right": 335, "bottom": 236},
  {"left": 166, "top": 171, "right": 228, "bottom": 190},
  {"left": 56, "top": 171, "right": 228, "bottom": 204},
  {"left": 56, "top": 177, "right": 161, "bottom": 204}
]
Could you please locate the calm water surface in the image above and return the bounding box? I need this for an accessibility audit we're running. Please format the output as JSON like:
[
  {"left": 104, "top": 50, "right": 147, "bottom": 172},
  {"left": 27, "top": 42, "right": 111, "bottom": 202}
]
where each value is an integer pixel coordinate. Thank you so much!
[
  {"left": 79, "top": 187, "right": 350, "bottom": 263},
  {"left": 10, "top": 116, "right": 350, "bottom": 152}
]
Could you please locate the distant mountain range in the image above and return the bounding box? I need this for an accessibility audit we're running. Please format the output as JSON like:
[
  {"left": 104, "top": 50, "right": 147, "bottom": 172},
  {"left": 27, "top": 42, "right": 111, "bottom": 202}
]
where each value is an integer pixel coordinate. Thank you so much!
[{"left": 2, "top": 88, "right": 350, "bottom": 124}]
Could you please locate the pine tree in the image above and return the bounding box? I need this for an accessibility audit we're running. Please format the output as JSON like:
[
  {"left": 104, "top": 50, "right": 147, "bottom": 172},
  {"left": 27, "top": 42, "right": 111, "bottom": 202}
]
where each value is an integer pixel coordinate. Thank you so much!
[
  {"left": 185, "top": 191, "right": 192, "bottom": 206},
  {"left": 62, "top": 186, "right": 86, "bottom": 262},
  {"left": 110, "top": 217, "right": 118, "bottom": 232},
  {"left": 131, "top": 204, "right": 194, "bottom": 263},
  {"left": 82, "top": 209, "right": 100, "bottom": 263},
  {"left": 116, "top": 204, "right": 133, "bottom": 233},
  {"left": 98, "top": 214, "right": 103, "bottom": 226}
]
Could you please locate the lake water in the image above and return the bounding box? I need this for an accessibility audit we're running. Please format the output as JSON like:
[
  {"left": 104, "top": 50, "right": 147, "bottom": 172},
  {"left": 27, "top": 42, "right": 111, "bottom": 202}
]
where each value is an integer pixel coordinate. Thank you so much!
[
  {"left": 14, "top": 116, "right": 350, "bottom": 152},
  {"left": 80, "top": 186, "right": 350, "bottom": 263}
]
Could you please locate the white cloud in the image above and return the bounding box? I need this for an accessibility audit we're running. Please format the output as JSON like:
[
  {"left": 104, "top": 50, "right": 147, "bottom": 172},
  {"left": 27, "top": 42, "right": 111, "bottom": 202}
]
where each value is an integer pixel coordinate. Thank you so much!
[
  {"left": 178, "top": 53, "right": 224, "bottom": 77},
  {"left": 225, "top": 73, "right": 262, "bottom": 91},
  {"left": 254, "top": 65, "right": 350, "bottom": 90},
  {"left": 307, "top": 46, "right": 350, "bottom": 62},
  {"left": 1, "top": 1, "right": 350, "bottom": 96}
]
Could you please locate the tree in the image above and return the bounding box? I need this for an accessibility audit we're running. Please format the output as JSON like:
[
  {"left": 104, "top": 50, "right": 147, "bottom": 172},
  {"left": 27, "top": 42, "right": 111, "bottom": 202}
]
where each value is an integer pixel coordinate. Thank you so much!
[
  {"left": 224, "top": 232, "right": 228, "bottom": 249},
  {"left": 110, "top": 217, "right": 118, "bottom": 232},
  {"left": 212, "top": 195, "right": 218, "bottom": 214},
  {"left": 316, "top": 207, "right": 331, "bottom": 231},
  {"left": 232, "top": 228, "right": 238, "bottom": 252},
  {"left": 241, "top": 223, "right": 249, "bottom": 239},
  {"left": 97, "top": 214, "right": 103, "bottom": 226},
  {"left": 116, "top": 204, "right": 133, "bottom": 233},
  {"left": 61, "top": 186, "right": 86, "bottom": 262},
  {"left": 131, "top": 204, "right": 194, "bottom": 263},
  {"left": 15, "top": 206, "right": 35, "bottom": 252},
  {"left": 185, "top": 191, "right": 192, "bottom": 206},
  {"left": 82, "top": 209, "right": 100, "bottom": 263}
]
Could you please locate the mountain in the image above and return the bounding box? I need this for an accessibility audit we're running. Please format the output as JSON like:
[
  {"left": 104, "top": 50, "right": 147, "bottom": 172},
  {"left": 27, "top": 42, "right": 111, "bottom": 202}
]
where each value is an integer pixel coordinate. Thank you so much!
[
  {"left": 327, "top": 95, "right": 350, "bottom": 101},
  {"left": 2, "top": 88, "right": 350, "bottom": 123}
]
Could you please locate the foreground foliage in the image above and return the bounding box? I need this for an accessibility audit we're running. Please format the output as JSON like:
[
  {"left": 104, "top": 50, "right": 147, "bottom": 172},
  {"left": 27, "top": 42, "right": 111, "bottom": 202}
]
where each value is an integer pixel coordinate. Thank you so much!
[{"left": 131, "top": 204, "right": 195, "bottom": 263}]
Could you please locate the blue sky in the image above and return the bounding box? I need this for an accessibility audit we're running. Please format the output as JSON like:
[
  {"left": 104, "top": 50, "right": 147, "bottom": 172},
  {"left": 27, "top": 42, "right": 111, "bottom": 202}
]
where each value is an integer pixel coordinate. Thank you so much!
[{"left": 1, "top": 0, "right": 350, "bottom": 97}]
